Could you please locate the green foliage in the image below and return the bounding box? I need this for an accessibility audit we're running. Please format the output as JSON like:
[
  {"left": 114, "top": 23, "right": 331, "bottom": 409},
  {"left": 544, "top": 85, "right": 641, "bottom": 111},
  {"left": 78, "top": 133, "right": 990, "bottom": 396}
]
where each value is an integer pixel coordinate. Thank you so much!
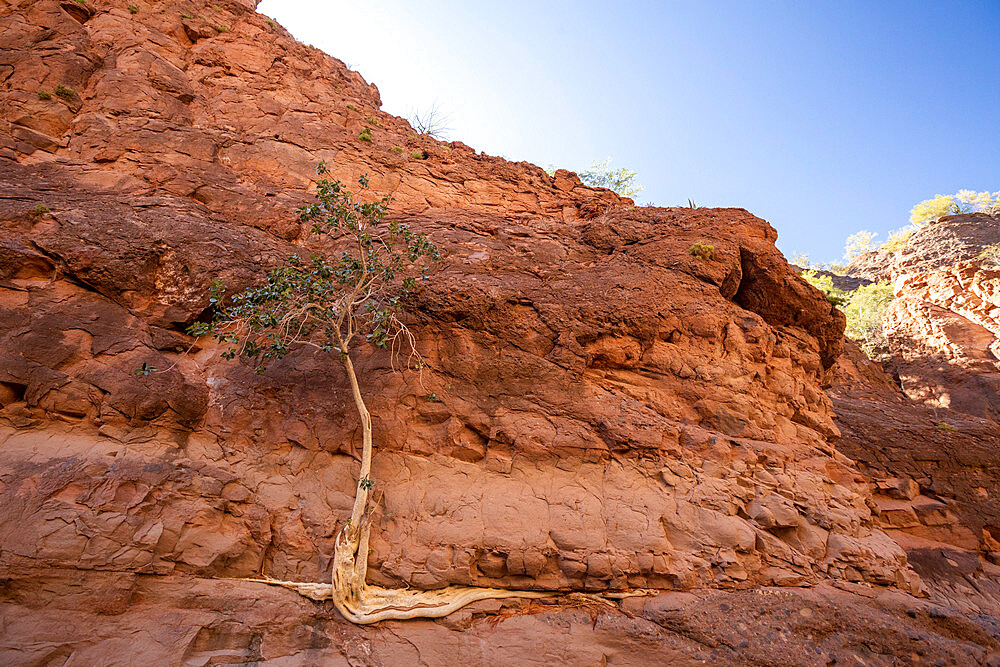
[
  {"left": 411, "top": 150, "right": 425, "bottom": 160},
  {"left": 363, "top": 115, "right": 382, "bottom": 127},
  {"left": 358, "top": 127, "right": 372, "bottom": 142},
  {"left": 264, "top": 18, "right": 275, "bottom": 28},
  {"left": 910, "top": 194, "right": 959, "bottom": 225},
  {"left": 37, "top": 91, "right": 52, "bottom": 100},
  {"left": 936, "top": 422, "right": 957, "bottom": 432},
  {"left": 689, "top": 242, "right": 713, "bottom": 261},
  {"left": 187, "top": 164, "right": 440, "bottom": 374},
  {"left": 979, "top": 244, "right": 1000, "bottom": 268},
  {"left": 30, "top": 204, "right": 49, "bottom": 218},
  {"left": 843, "top": 281, "right": 895, "bottom": 358},
  {"left": 843, "top": 230, "right": 878, "bottom": 262},
  {"left": 133, "top": 362, "right": 158, "bottom": 376},
  {"left": 359, "top": 476, "right": 375, "bottom": 490},
  {"left": 54, "top": 84, "right": 75, "bottom": 99},
  {"left": 390, "top": 146, "right": 403, "bottom": 154},
  {"left": 180, "top": 11, "right": 194, "bottom": 19},
  {"left": 346, "top": 104, "right": 358, "bottom": 112},
  {"left": 882, "top": 225, "right": 916, "bottom": 252},
  {"left": 910, "top": 190, "right": 1000, "bottom": 225},
  {"left": 579, "top": 158, "right": 643, "bottom": 198},
  {"left": 214, "top": 24, "right": 229, "bottom": 33},
  {"left": 128, "top": 4, "right": 139, "bottom": 14},
  {"left": 801, "top": 270, "right": 850, "bottom": 307},
  {"left": 790, "top": 251, "right": 811, "bottom": 268},
  {"left": 423, "top": 392, "right": 439, "bottom": 402}
]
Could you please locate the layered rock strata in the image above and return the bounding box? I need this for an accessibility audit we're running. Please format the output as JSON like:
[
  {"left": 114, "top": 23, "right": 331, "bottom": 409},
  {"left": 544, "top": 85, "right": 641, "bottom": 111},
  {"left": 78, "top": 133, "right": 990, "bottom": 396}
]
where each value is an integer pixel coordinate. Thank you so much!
[{"left": 2, "top": 0, "right": 1000, "bottom": 663}]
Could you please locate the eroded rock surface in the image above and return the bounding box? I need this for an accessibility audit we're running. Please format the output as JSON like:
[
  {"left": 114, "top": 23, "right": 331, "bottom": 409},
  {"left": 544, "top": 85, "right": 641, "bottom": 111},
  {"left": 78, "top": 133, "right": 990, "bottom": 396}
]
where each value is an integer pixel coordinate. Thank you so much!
[{"left": 2, "top": 0, "right": 1000, "bottom": 663}]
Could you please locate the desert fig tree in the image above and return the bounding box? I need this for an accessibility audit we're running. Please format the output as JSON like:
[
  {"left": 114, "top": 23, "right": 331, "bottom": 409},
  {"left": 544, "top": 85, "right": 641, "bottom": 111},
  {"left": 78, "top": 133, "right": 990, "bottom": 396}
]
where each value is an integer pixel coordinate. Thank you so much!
[
  {"left": 191, "top": 163, "right": 437, "bottom": 536},
  {"left": 191, "top": 164, "right": 547, "bottom": 623}
]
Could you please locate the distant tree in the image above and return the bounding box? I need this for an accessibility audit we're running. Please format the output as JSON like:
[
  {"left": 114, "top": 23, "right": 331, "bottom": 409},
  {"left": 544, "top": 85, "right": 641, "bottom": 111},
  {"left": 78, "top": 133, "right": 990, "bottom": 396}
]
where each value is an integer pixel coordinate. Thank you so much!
[
  {"left": 843, "top": 230, "right": 879, "bottom": 263},
  {"left": 910, "top": 190, "right": 1000, "bottom": 225},
  {"left": 843, "top": 281, "right": 895, "bottom": 358},
  {"left": 579, "top": 158, "right": 643, "bottom": 198}
]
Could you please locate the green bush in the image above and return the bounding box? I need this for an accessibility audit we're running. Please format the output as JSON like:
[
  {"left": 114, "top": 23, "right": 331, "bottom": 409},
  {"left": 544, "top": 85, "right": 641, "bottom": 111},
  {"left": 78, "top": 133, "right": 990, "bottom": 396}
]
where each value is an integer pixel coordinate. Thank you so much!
[
  {"left": 882, "top": 225, "right": 916, "bottom": 252},
  {"left": 843, "top": 230, "right": 878, "bottom": 263},
  {"left": 411, "top": 150, "right": 425, "bottom": 159},
  {"left": 37, "top": 91, "right": 52, "bottom": 100},
  {"left": 689, "top": 242, "right": 713, "bottom": 261},
  {"left": 579, "top": 158, "right": 643, "bottom": 198},
  {"left": 801, "top": 270, "right": 849, "bottom": 307},
  {"left": 54, "top": 84, "right": 75, "bottom": 99},
  {"left": 358, "top": 127, "right": 372, "bottom": 142},
  {"left": 980, "top": 244, "right": 1000, "bottom": 268},
  {"left": 843, "top": 281, "right": 895, "bottom": 358},
  {"left": 128, "top": 4, "right": 139, "bottom": 14},
  {"left": 390, "top": 146, "right": 403, "bottom": 154}
]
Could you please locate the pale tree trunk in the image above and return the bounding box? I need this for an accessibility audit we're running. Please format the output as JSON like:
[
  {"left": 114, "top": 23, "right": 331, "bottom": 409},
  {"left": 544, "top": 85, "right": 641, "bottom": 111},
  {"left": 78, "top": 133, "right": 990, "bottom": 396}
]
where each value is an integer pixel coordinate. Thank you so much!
[{"left": 322, "top": 348, "right": 552, "bottom": 624}]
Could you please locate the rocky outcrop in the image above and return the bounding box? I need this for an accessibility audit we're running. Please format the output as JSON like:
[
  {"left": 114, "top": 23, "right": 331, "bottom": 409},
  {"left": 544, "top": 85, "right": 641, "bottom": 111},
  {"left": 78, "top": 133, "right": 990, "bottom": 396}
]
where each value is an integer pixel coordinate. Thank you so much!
[
  {"left": 845, "top": 213, "right": 1000, "bottom": 420},
  {"left": 885, "top": 262, "right": 1000, "bottom": 420},
  {"left": 847, "top": 213, "right": 1000, "bottom": 282},
  {"left": 2, "top": 0, "right": 999, "bottom": 663}
]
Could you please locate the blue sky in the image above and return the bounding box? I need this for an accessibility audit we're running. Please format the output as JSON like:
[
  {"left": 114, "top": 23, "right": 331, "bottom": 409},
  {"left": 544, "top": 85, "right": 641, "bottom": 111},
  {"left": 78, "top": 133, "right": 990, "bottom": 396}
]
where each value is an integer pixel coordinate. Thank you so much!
[{"left": 257, "top": 1, "right": 1000, "bottom": 264}]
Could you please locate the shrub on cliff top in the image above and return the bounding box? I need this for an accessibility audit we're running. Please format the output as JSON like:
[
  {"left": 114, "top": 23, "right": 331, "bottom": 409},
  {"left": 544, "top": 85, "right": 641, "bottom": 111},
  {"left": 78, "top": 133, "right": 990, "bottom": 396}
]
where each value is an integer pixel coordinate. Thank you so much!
[
  {"left": 579, "top": 158, "right": 643, "bottom": 198},
  {"left": 689, "top": 242, "right": 713, "bottom": 260},
  {"left": 910, "top": 190, "right": 1000, "bottom": 225},
  {"left": 801, "top": 270, "right": 849, "bottom": 307}
]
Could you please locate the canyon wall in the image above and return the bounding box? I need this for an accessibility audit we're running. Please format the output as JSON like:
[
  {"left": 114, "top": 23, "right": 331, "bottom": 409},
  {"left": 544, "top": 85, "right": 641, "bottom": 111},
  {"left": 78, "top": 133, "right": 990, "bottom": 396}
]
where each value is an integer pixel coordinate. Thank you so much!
[{"left": 2, "top": 0, "right": 999, "bottom": 663}]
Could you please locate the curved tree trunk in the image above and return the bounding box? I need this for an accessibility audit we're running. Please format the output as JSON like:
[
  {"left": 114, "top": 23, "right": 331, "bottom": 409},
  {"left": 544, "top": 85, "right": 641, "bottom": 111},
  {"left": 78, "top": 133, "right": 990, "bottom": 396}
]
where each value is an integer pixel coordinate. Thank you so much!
[{"left": 326, "top": 350, "right": 552, "bottom": 624}]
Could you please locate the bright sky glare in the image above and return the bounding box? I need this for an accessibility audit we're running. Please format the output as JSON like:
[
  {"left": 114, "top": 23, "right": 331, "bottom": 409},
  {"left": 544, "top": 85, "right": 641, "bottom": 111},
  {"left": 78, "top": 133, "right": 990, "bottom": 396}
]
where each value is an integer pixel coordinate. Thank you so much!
[{"left": 257, "top": 0, "right": 1000, "bottom": 264}]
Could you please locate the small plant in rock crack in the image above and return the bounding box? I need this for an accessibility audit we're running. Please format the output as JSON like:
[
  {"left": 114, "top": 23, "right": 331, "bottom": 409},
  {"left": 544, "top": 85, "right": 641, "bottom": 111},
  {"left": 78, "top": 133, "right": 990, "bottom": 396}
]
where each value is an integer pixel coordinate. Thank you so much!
[
  {"left": 936, "top": 422, "right": 957, "bottom": 432},
  {"left": 54, "top": 84, "right": 76, "bottom": 100},
  {"left": 423, "top": 393, "right": 439, "bottom": 402},
  {"left": 346, "top": 103, "right": 358, "bottom": 112},
  {"left": 30, "top": 204, "right": 50, "bottom": 218},
  {"left": 363, "top": 115, "right": 382, "bottom": 127},
  {"left": 390, "top": 146, "right": 403, "bottom": 154},
  {"left": 128, "top": 4, "right": 139, "bottom": 14},
  {"left": 358, "top": 127, "right": 372, "bottom": 142},
  {"left": 689, "top": 242, "right": 714, "bottom": 261},
  {"left": 214, "top": 24, "right": 229, "bottom": 33},
  {"left": 37, "top": 91, "right": 52, "bottom": 100},
  {"left": 133, "top": 362, "right": 158, "bottom": 376},
  {"left": 411, "top": 151, "right": 426, "bottom": 160},
  {"left": 180, "top": 11, "right": 194, "bottom": 19},
  {"left": 359, "top": 477, "right": 375, "bottom": 491}
]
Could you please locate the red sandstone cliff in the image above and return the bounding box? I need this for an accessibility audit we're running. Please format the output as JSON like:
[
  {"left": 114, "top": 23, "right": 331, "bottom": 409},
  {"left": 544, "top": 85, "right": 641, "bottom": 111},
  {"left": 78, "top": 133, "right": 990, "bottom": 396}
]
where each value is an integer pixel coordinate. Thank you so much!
[{"left": 2, "top": 1, "right": 1000, "bottom": 664}]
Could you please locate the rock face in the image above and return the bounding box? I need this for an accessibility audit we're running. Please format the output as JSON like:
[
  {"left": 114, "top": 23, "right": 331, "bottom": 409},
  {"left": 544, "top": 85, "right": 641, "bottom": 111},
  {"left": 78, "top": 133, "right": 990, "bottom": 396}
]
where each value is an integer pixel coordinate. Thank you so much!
[
  {"left": 847, "top": 213, "right": 1000, "bottom": 420},
  {"left": 846, "top": 213, "right": 1000, "bottom": 282},
  {"left": 2, "top": 0, "right": 1000, "bottom": 663},
  {"left": 831, "top": 211, "right": 1000, "bottom": 623}
]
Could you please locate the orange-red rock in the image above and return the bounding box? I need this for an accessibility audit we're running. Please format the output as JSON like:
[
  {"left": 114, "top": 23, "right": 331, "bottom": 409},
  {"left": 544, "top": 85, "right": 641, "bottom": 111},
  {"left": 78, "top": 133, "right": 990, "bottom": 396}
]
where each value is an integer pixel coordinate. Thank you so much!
[{"left": 2, "top": 0, "right": 999, "bottom": 663}]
